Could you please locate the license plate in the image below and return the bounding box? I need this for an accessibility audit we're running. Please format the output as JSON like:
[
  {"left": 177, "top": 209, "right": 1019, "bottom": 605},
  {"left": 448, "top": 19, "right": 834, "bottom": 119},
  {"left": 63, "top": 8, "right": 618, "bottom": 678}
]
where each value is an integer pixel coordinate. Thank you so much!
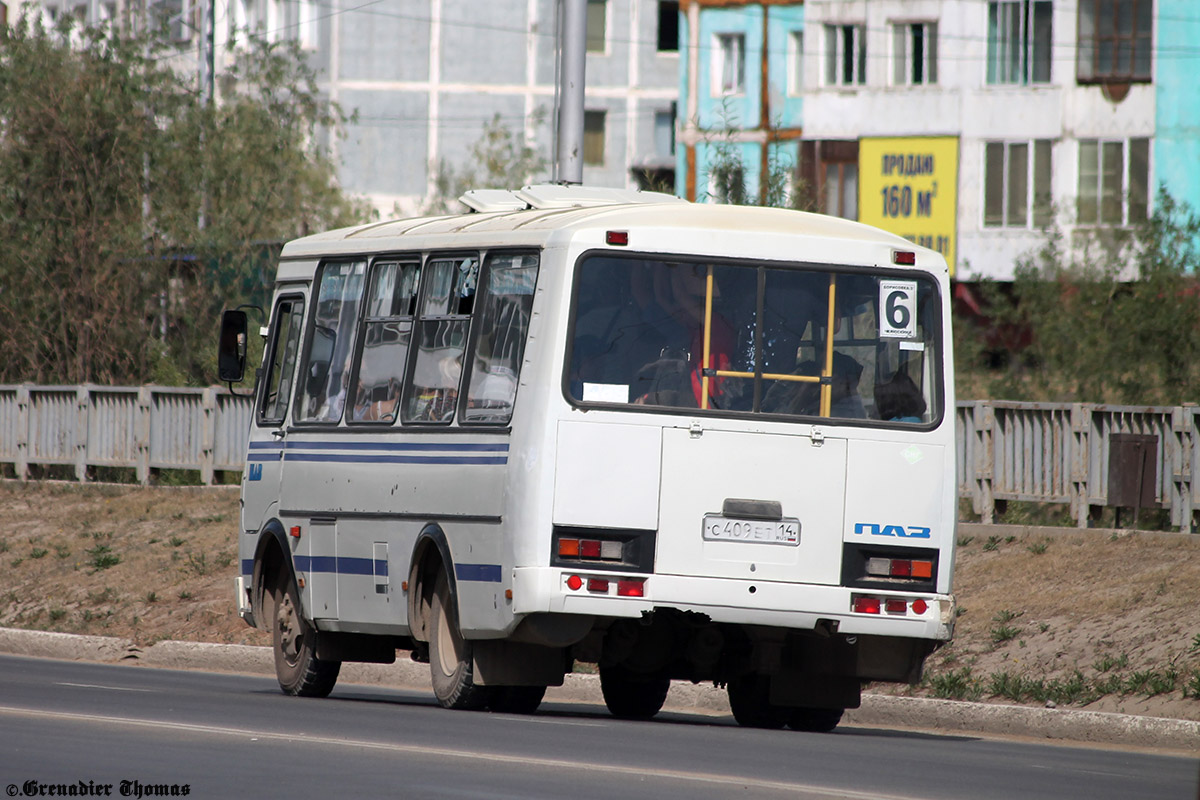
[{"left": 702, "top": 515, "right": 800, "bottom": 545}]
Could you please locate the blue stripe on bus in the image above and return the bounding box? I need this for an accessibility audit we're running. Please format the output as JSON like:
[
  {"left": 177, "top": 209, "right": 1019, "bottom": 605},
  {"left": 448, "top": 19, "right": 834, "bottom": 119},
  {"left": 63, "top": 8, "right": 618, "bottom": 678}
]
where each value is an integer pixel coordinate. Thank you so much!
[
  {"left": 455, "top": 563, "right": 503, "bottom": 583},
  {"left": 241, "top": 556, "right": 493, "bottom": 583},
  {"left": 246, "top": 452, "right": 282, "bottom": 462},
  {"left": 284, "top": 453, "right": 507, "bottom": 465},
  {"left": 284, "top": 441, "right": 508, "bottom": 453},
  {"left": 293, "top": 555, "right": 388, "bottom": 577},
  {"left": 248, "top": 441, "right": 285, "bottom": 449}
]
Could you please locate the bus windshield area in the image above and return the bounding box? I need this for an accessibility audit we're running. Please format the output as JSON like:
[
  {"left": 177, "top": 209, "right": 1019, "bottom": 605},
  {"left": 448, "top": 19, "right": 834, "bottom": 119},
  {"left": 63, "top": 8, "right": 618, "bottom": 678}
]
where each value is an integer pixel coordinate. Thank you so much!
[{"left": 567, "top": 254, "right": 941, "bottom": 425}]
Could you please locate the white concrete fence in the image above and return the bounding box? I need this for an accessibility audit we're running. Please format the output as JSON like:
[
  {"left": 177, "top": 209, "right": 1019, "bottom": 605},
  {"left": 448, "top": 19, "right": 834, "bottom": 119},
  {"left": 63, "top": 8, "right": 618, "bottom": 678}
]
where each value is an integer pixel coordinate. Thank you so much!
[{"left": 2, "top": 385, "right": 1196, "bottom": 532}]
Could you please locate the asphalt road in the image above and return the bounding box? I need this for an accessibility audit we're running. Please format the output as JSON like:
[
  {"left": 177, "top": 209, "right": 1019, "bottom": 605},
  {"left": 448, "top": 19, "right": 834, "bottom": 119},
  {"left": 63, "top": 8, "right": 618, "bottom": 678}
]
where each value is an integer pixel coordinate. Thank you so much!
[{"left": 0, "top": 655, "right": 1196, "bottom": 800}]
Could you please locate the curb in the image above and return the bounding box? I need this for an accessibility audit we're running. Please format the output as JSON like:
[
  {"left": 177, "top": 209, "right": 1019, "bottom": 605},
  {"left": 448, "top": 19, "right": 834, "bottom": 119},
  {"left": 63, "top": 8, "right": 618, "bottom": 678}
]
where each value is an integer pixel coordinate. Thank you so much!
[{"left": 2, "top": 627, "right": 1197, "bottom": 751}]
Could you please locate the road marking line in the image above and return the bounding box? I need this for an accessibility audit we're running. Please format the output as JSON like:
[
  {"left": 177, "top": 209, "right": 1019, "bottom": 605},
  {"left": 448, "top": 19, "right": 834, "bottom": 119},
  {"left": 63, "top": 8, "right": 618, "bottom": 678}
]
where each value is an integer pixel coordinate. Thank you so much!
[
  {"left": 55, "top": 682, "right": 156, "bottom": 693},
  {"left": 0, "top": 704, "right": 923, "bottom": 800}
]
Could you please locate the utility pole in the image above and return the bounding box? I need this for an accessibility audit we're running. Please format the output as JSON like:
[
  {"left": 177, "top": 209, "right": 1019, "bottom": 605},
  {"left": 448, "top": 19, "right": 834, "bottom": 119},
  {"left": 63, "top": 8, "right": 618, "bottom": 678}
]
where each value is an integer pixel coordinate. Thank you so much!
[
  {"left": 198, "top": 0, "right": 215, "bottom": 107},
  {"left": 555, "top": 0, "right": 587, "bottom": 185},
  {"left": 197, "top": 0, "right": 214, "bottom": 230}
]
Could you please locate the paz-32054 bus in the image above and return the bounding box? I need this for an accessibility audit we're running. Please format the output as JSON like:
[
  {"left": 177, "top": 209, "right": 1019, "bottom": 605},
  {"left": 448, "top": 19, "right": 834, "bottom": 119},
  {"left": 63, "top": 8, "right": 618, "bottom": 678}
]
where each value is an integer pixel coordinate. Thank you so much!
[{"left": 219, "top": 185, "right": 957, "bottom": 730}]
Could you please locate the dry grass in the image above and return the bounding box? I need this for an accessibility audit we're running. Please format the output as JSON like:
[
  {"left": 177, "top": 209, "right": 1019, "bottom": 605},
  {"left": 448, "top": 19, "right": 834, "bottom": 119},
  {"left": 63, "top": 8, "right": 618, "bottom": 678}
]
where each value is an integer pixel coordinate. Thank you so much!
[
  {"left": 0, "top": 481, "right": 267, "bottom": 648},
  {"left": 1, "top": 482, "right": 1199, "bottom": 720}
]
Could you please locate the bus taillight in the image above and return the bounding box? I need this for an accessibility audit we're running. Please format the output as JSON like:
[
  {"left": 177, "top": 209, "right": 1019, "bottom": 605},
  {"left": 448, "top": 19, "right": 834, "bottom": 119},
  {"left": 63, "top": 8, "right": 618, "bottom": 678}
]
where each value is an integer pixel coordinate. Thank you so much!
[
  {"left": 852, "top": 596, "right": 881, "bottom": 614},
  {"left": 617, "top": 578, "right": 645, "bottom": 597},
  {"left": 558, "top": 537, "right": 622, "bottom": 561}
]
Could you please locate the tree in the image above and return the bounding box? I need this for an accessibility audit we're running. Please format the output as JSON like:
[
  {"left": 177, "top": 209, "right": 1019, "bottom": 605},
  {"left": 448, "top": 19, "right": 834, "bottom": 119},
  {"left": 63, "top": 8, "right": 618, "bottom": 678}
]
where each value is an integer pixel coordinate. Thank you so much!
[
  {"left": 698, "top": 101, "right": 806, "bottom": 209},
  {"left": 957, "top": 188, "right": 1200, "bottom": 405},
  {"left": 0, "top": 16, "right": 371, "bottom": 386},
  {"left": 421, "top": 110, "right": 548, "bottom": 215}
]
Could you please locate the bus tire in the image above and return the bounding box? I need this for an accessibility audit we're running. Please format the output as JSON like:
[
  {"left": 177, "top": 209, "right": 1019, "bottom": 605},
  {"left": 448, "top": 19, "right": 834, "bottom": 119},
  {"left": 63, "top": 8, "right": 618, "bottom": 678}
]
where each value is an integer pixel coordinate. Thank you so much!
[
  {"left": 272, "top": 575, "right": 340, "bottom": 697},
  {"left": 787, "top": 707, "right": 844, "bottom": 733},
  {"left": 486, "top": 685, "right": 546, "bottom": 715},
  {"left": 599, "top": 665, "right": 669, "bottom": 720},
  {"left": 429, "top": 572, "right": 489, "bottom": 710},
  {"left": 727, "top": 675, "right": 788, "bottom": 729}
]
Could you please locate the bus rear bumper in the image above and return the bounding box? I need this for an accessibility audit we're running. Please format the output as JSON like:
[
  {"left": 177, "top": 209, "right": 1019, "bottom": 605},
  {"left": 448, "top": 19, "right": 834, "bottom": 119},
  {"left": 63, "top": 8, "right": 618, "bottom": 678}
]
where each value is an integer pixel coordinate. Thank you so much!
[{"left": 511, "top": 567, "right": 955, "bottom": 641}]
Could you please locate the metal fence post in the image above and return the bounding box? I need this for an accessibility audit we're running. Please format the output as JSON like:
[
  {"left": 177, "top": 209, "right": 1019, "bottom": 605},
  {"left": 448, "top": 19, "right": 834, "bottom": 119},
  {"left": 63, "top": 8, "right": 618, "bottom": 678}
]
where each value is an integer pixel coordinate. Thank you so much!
[
  {"left": 1173, "top": 404, "right": 1196, "bottom": 533},
  {"left": 75, "top": 385, "right": 90, "bottom": 482},
  {"left": 200, "top": 387, "right": 216, "bottom": 486},
  {"left": 15, "top": 384, "right": 30, "bottom": 481},
  {"left": 136, "top": 387, "right": 151, "bottom": 485},
  {"left": 973, "top": 401, "right": 994, "bottom": 523},
  {"left": 1070, "top": 403, "right": 1090, "bottom": 527}
]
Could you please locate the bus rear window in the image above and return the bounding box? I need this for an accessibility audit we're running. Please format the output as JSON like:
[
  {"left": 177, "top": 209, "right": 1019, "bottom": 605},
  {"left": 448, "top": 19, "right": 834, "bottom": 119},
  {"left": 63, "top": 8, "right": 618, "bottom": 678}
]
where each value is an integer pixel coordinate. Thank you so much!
[{"left": 566, "top": 255, "right": 941, "bottom": 425}]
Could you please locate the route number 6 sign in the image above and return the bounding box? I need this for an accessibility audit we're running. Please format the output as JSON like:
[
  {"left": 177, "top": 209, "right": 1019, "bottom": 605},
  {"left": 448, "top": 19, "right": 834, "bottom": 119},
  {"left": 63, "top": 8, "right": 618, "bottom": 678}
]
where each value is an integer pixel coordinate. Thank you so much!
[{"left": 879, "top": 280, "right": 917, "bottom": 339}]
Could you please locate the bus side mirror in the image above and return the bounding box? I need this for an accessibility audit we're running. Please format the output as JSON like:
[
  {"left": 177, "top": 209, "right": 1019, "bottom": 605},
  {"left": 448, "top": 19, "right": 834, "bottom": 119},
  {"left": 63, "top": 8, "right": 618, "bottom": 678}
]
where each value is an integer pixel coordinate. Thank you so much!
[{"left": 218, "top": 309, "right": 249, "bottom": 384}]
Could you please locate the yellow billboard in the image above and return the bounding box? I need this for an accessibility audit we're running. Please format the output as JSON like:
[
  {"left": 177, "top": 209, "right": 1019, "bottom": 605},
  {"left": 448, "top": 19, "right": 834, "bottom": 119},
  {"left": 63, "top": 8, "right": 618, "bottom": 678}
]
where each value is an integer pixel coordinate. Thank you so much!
[{"left": 858, "top": 137, "right": 959, "bottom": 276}]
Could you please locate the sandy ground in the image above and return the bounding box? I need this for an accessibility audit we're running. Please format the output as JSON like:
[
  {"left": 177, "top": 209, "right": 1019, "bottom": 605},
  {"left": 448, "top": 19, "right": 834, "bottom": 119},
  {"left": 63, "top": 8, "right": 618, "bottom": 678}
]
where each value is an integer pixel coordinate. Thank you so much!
[{"left": 2, "top": 481, "right": 1198, "bottom": 721}]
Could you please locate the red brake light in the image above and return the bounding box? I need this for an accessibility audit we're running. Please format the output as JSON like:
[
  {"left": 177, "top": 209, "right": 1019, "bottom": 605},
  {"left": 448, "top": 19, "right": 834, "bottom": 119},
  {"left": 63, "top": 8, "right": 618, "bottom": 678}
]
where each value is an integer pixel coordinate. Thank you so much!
[
  {"left": 853, "top": 596, "right": 881, "bottom": 614},
  {"left": 911, "top": 599, "right": 929, "bottom": 615},
  {"left": 617, "top": 578, "right": 644, "bottom": 597},
  {"left": 886, "top": 599, "right": 908, "bottom": 614},
  {"left": 565, "top": 574, "right": 583, "bottom": 591},
  {"left": 890, "top": 560, "right": 913, "bottom": 577},
  {"left": 587, "top": 578, "right": 609, "bottom": 593},
  {"left": 606, "top": 230, "right": 629, "bottom": 246},
  {"left": 893, "top": 250, "right": 916, "bottom": 265},
  {"left": 580, "top": 539, "right": 602, "bottom": 558}
]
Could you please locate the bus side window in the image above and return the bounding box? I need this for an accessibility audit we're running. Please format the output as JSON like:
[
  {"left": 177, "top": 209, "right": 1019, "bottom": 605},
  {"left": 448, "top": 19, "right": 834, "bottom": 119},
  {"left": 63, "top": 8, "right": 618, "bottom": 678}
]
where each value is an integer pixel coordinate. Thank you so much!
[
  {"left": 402, "top": 255, "right": 479, "bottom": 424},
  {"left": 259, "top": 297, "right": 305, "bottom": 425},
  {"left": 296, "top": 261, "right": 367, "bottom": 423},
  {"left": 350, "top": 261, "right": 420, "bottom": 423},
  {"left": 463, "top": 253, "right": 540, "bottom": 424}
]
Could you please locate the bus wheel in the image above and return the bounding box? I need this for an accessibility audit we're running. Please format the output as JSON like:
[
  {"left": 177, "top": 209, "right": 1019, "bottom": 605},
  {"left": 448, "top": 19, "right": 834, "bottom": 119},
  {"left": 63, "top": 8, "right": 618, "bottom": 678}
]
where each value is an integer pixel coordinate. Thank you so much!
[
  {"left": 599, "top": 665, "right": 669, "bottom": 720},
  {"left": 429, "top": 572, "right": 489, "bottom": 710},
  {"left": 272, "top": 576, "right": 340, "bottom": 697},
  {"left": 486, "top": 685, "right": 546, "bottom": 715},
  {"left": 727, "top": 675, "right": 787, "bottom": 729},
  {"left": 787, "top": 707, "right": 844, "bottom": 733}
]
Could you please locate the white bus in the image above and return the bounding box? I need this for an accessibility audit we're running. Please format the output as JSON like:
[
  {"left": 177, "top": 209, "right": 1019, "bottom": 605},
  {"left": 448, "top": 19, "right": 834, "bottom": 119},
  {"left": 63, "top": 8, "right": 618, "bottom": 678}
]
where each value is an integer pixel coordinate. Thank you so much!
[{"left": 220, "top": 185, "right": 957, "bottom": 730}]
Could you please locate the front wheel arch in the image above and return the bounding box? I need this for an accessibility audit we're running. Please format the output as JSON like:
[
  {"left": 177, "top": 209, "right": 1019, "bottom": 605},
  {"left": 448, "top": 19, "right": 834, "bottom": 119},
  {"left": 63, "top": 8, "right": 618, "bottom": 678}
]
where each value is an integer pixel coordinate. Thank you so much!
[{"left": 250, "top": 520, "right": 290, "bottom": 629}]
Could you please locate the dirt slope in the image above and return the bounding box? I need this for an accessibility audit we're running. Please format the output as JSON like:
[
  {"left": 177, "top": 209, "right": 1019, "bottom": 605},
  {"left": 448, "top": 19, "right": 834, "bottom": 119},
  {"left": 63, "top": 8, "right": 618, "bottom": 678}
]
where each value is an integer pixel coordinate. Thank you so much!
[{"left": 1, "top": 481, "right": 1198, "bottom": 721}]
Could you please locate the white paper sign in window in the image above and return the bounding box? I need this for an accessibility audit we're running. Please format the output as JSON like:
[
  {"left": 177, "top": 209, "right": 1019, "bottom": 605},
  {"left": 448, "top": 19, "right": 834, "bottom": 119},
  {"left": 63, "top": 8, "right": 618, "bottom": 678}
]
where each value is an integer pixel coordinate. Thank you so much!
[{"left": 879, "top": 279, "right": 918, "bottom": 339}]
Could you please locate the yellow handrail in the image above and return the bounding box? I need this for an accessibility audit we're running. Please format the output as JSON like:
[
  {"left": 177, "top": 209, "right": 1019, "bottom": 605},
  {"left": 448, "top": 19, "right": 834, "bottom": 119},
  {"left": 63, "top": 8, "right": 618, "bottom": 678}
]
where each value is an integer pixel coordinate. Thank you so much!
[
  {"left": 700, "top": 266, "right": 714, "bottom": 409},
  {"left": 820, "top": 274, "right": 837, "bottom": 417}
]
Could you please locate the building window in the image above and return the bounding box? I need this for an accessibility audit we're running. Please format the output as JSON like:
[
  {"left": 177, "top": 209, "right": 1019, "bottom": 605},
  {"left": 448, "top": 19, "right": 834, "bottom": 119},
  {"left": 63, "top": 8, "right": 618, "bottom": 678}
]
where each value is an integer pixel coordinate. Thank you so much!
[
  {"left": 825, "top": 24, "right": 866, "bottom": 86},
  {"left": 893, "top": 22, "right": 937, "bottom": 85},
  {"left": 154, "top": 0, "right": 194, "bottom": 43},
  {"left": 715, "top": 33, "right": 746, "bottom": 95},
  {"left": 654, "top": 108, "right": 676, "bottom": 158},
  {"left": 1077, "top": 138, "right": 1150, "bottom": 225},
  {"left": 586, "top": 0, "right": 607, "bottom": 53},
  {"left": 799, "top": 141, "right": 859, "bottom": 220},
  {"left": 584, "top": 110, "right": 606, "bottom": 166},
  {"left": 658, "top": 1, "right": 679, "bottom": 53},
  {"left": 984, "top": 140, "right": 1052, "bottom": 228},
  {"left": 789, "top": 31, "right": 804, "bottom": 94},
  {"left": 1078, "top": 0, "right": 1152, "bottom": 83},
  {"left": 987, "top": 1, "right": 1052, "bottom": 85}
]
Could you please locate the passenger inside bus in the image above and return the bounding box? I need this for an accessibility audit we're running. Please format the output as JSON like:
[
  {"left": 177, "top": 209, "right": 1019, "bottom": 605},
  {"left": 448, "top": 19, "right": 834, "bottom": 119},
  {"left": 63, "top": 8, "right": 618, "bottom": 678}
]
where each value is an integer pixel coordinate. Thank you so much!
[
  {"left": 633, "top": 263, "right": 734, "bottom": 407},
  {"left": 874, "top": 370, "right": 927, "bottom": 423}
]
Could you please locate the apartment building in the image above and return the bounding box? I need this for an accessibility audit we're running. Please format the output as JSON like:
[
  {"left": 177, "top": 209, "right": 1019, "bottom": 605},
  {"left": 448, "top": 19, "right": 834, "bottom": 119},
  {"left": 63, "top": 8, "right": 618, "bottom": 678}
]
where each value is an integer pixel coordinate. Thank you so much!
[
  {"left": 15, "top": 0, "right": 683, "bottom": 215},
  {"left": 678, "top": 0, "right": 1192, "bottom": 281}
]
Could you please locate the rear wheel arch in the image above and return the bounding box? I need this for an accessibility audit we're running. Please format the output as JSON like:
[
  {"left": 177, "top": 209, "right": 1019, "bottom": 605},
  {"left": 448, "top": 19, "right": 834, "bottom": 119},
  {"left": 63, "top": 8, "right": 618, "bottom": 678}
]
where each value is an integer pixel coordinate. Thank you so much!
[{"left": 408, "top": 524, "right": 458, "bottom": 643}]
